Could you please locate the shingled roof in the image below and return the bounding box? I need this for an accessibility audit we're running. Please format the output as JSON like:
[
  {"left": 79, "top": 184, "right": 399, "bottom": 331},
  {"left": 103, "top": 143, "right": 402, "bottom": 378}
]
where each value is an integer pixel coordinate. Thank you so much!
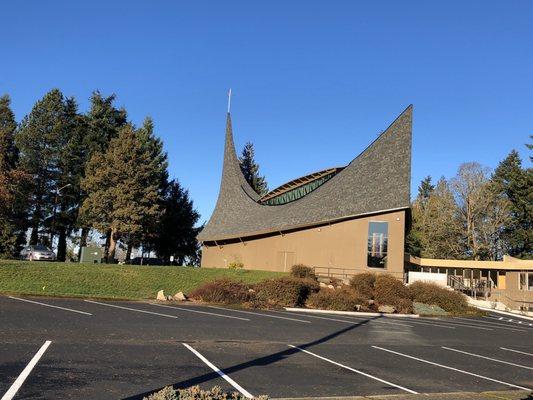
[{"left": 198, "top": 105, "right": 412, "bottom": 242}]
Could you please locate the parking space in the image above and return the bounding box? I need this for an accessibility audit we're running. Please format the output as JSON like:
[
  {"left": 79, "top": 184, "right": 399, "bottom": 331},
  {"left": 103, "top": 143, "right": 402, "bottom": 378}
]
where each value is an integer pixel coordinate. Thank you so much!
[{"left": 1, "top": 295, "right": 532, "bottom": 399}]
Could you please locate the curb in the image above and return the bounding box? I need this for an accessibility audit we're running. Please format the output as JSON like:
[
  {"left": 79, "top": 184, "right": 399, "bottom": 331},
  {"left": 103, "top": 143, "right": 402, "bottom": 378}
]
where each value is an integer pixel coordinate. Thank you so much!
[
  {"left": 474, "top": 306, "right": 533, "bottom": 322},
  {"left": 284, "top": 307, "right": 420, "bottom": 318}
]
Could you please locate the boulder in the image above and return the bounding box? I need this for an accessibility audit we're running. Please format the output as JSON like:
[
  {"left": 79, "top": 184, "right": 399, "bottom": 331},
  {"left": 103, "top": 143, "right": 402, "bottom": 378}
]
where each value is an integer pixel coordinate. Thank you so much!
[
  {"left": 341, "top": 278, "right": 351, "bottom": 285},
  {"left": 327, "top": 284, "right": 334, "bottom": 289},
  {"left": 319, "top": 282, "right": 328, "bottom": 288},
  {"left": 248, "top": 288, "right": 256, "bottom": 293},
  {"left": 166, "top": 295, "right": 173, "bottom": 301},
  {"left": 156, "top": 290, "right": 166, "bottom": 301},
  {"left": 378, "top": 305, "right": 396, "bottom": 313},
  {"left": 173, "top": 291, "right": 187, "bottom": 301},
  {"left": 318, "top": 276, "right": 332, "bottom": 284}
]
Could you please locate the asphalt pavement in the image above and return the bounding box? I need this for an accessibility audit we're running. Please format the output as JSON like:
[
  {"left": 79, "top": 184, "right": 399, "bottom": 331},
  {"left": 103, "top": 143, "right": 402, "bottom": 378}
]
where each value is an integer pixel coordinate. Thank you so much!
[{"left": 1, "top": 295, "right": 532, "bottom": 400}]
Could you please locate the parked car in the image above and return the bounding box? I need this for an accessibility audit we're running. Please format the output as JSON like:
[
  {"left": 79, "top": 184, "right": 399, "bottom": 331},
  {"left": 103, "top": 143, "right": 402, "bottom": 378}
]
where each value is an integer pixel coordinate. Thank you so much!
[{"left": 20, "top": 245, "right": 56, "bottom": 261}]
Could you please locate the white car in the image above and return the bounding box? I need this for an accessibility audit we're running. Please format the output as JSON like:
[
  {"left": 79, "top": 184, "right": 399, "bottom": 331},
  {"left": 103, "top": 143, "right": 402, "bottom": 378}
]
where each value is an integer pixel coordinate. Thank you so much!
[{"left": 20, "top": 245, "right": 56, "bottom": 261}]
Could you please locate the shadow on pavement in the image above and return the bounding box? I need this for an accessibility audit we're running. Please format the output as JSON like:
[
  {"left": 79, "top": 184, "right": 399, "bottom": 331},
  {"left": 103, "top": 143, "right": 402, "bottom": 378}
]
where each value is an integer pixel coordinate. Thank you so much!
[{"left": 121, "top": 315, "right": 377, "bottom": 399}]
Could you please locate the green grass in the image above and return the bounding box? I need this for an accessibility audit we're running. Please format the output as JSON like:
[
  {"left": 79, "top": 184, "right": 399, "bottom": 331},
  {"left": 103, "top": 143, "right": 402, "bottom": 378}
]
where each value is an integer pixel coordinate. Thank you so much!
[{"left": 0, "top": 260, "right": 285, "bottom": 300}]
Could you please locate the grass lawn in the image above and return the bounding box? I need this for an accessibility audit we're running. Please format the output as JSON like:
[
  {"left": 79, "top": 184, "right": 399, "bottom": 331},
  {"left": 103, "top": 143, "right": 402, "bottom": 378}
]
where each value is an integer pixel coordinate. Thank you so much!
[{"left": 0, "top": 259, "right": 285, "bottom": 300}]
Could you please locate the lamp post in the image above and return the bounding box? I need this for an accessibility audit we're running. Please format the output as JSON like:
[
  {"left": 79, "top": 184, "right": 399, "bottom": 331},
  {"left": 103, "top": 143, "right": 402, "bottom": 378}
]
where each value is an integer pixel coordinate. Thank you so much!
[{"left": 49, "top": 183, "right": 72, "bottom": 247}]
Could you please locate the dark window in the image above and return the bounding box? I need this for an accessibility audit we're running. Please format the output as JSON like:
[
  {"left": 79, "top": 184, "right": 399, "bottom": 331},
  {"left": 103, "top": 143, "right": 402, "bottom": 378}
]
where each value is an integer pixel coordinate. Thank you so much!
[{"left": 367, "top": 221, "right": 388, "bottom": 268}]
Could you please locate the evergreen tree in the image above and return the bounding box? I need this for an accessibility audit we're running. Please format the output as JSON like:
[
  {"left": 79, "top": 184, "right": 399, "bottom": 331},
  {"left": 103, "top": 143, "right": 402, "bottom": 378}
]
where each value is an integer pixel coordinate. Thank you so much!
[
  {"left": 123, "top": 117, "right": 168, "bottom": 259},
  {"left": 0, "top": 95, "right": 18, "bottom": 170},
  {"left": 151, "top": 180, "right": 201, "bottom": 265},
  {"left": 239, "top": 142, "right": 268, "bottom": 196},
  {"left": 16, "top": 89, "right": 71, "bottom": 245},
  {"left": 80, "top": 124, "right": 163, "bottom": 262},
  {"left": 417, "top": 176, "right": 434, "bottom": 201},
  {"left": 0, "top": 95, "right": 29, "bottom": 257},
  {"left": 54, "top": 98, "right": 89, "bottom": 261},
  {"left": 526, "top": 135, "right": 532, "bottom": 162},
  {"left": 78, "top": 91, "right": 127, "bottom": 257},
  {"left": 492, "top": 151, "right": 532, "bottom": 258}
]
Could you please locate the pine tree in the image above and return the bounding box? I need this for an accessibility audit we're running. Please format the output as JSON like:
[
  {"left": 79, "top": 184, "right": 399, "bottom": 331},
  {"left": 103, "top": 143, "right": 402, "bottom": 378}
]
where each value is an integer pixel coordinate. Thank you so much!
[
  {"left": 16, "top": 89, "right": 71, "bottom": 245},
  {"left": 239, "top": 142, "right": 268, "bottom": 196},
  {"left": 80, "top": 124, "right": 163, "bottom": 262},
  {"left": 526, "top": 135, "right": 532, "bottom": 162},
  {"left": 123, "top": 117, "right": 168, "bottom": 259},
  {"left": 151, "top": 180, "right": 201, "bottom": 265},
  {"left": 0, "top": 94, "right": 18, "bottom": 170},
  {"left": 492, "top": 151, "right": 532, "bottom": 258},
  {"left": 78, "top": 91, "right": 128, "bottom": 257},
  {"left": 0, "top": 95, "right": 29, "bottom": 257},
  {"left": 54, "top": 98, "right": 89, "bottom": 261},
  {"left": 417, "top": 176, "right": 434, "bottom": 201}
]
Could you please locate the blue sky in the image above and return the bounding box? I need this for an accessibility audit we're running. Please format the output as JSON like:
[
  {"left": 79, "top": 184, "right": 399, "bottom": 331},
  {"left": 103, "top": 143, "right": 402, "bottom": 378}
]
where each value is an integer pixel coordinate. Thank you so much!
[{"left": 1, "top": 1, "right": 532, "bottom": 223}]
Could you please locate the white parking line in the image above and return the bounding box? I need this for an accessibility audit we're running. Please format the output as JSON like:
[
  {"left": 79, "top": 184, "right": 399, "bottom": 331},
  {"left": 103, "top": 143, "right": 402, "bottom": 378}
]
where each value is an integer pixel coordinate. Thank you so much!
[
  {"left": 272, "top": 310, "right": 412, "bottom": 327},
  {"left": 288, "top": 345, "right": 417, "bottom": 394},
  {"left": 182, "top": 343, "right": 253, "bottom": 398},
  {"left": 208, "top": 306, "right": 311, "bottom": 323},
  {"left": 452, "top": 317, "right": 527, "bottom": 332},
  {"left": 372, "top": 346, "right": 531, "bottom": 391},
  {"left": 1, "top": 340, "right": 52, "bottom": 400},
  {"left": 500, "top": 347, "right": 533, "bottom": 357},
  {"left": 150, "top": 303, "right": 250, "bottom": 321},
  {"left": 84, "top": 300, "right": 179, "bottom": 319},
  {"left": 296, "top": 312, "right": 414, "bottom": 327},
  {"left": 8, "top": 296, "right": 92, "bottom": 316},
  {"left": 442, "top": 346, "right": 533, "bottom": 370},
  {"left": 417, "top": 318, "right": 493, "bottom": 331},
  {"left": 485, "top": 315, "right": 533, "bottom": 327}
]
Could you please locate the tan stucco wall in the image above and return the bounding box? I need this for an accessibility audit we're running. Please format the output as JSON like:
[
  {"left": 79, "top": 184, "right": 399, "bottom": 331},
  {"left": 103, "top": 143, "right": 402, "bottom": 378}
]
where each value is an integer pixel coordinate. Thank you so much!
[
  {"left": 201, "top": 210, "right": 406, "bottom": 278},
  {"left": 491, "top": 271, "right": 533, "bottom": 311}
]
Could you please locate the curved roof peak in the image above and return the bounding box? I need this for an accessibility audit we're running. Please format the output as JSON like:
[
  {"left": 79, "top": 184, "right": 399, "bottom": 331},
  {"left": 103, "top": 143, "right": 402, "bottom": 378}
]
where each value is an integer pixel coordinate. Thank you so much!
[{"left": 198, "top": 105, "right": 412, "bottom": 241}]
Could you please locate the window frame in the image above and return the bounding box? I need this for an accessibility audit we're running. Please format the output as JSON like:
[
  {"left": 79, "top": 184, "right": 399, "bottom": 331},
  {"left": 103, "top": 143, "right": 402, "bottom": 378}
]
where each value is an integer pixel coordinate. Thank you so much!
[{"left": 366, "top": 220, "right": 388, "bottom": 269}]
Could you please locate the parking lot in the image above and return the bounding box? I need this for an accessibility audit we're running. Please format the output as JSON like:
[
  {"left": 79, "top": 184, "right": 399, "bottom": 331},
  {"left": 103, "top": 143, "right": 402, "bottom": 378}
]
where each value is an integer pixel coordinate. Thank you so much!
[{"left": 1, "top": 295, "right": 532, "bottom": 399}]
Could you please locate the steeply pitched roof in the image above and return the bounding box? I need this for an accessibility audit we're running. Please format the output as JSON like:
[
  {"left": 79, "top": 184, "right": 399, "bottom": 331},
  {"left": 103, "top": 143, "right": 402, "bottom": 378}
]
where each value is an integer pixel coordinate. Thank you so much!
[{"left": 198, "top": 105, "right": 412, "bottom": 241}]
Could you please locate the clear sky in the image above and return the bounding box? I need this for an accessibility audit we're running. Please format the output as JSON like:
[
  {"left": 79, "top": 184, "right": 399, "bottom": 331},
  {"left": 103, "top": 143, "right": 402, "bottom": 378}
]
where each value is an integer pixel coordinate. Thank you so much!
[{"left": 1, "top": 1, "right": 532, "bottom": 223}]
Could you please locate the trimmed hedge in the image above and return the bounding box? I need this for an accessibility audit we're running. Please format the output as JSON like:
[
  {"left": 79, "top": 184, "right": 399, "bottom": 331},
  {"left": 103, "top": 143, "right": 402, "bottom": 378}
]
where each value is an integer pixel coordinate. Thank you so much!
[
  {"left": 373, "top": 274, "right": 413, "bottom": 313},
  {"left": 290, "top": 264, "right": 316, "bottom": 280},
  {"left": 307, "top": 288, "right": 367, "bottom": 311},
  {"left": 408, "top": 281, "right": 469, "bottom": 313},
  {"left": 254, "top": 277, "right": 319, "bottom": 307},
  {"left": 143, "top": 385, "right": 267, "bottom": 400},
  {"left": 188, "top": 278, "right": 251, "bottom": 304},
  {"left": 349, "top": 272, "right": 376, "bottom": 299}
]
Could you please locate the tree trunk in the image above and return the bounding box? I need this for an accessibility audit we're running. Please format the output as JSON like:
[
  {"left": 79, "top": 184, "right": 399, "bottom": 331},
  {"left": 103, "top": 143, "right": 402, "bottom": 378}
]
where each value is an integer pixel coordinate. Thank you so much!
[
  {"left": 104, "top": 229, "right": 111, "bottom": 261},
  {"left": 77, "top": 227, "right": 89, "bottom": 260},
  {"left": 57, "top": 229, "right": 67, "bottom": 261},
  {"left": 107, "top": 228, "right": 117, "bottom": 263},
  {"left": 125, "top": 243, "right": 133, "bottom": 262}
]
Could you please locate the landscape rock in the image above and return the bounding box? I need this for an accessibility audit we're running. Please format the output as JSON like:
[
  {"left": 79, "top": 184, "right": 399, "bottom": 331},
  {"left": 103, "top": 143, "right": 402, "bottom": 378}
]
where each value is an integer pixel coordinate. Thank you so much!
[
  {"left": 248, "top": 288, "right": 256, "bottom": 293},
  {"left": 327, "top": 284, "right": 334, "bottom": 289},
  {"left": 367, "top": 299, "right": 375, "bottom": 305},
  {"left": 156, "top": 290, "right": 166, "bottom": 301},
  {"left": 173, "top": 291, "right": 187, "bottom": 301},
  {"left": 166, "top": 295, "right": 173, "bottom": 301},
  {"left": 378, "top": 305, "right": 396, "bottom": 313},
  {"left": 319, "top": 282, "right": 328, "bottom": 288},
  {"left": 318, "top": 277, "right": 332, "bottom": 284},
  {"left": 341, "top": 278, "right": 351, "bottom": 285}
]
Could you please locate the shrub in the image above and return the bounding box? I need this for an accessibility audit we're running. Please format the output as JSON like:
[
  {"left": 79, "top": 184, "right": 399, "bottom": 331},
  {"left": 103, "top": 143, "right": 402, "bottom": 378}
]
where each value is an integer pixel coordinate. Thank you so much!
[
  {"left": 143, "top": 385, "right": 267, "bottom": 400},
  {"left": 373, "top": 274, "right": 412, "bottom": 313},
  {"left": 408, "top": 281, "right": 469, "bottom": 313},
  {"left": 228, "top": 261, "right": 244, "bottom": 270},
  {"left": 290, "top": 264, "right": 316, "bottom": 280},
  {"left": 306, "top": 288, "right": 367, "bottom": 311},
  {"left": 349, "top": 272, "right": 376, "bottom": 299},
  {"left": 254, "top": 277, "right": 319, "bottom": 307},
  {"left": 188, "top": 278, "right": 251, "bottom": 304}
]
